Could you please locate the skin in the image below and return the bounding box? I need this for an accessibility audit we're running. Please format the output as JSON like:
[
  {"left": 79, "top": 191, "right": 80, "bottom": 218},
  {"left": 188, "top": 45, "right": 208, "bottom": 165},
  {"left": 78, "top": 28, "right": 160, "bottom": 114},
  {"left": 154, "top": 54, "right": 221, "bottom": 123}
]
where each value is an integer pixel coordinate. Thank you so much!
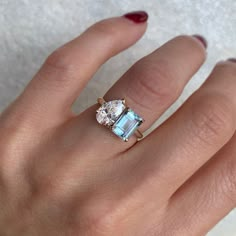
[{"left": 0, "top": 15, "right": 236, "bottom": 236}]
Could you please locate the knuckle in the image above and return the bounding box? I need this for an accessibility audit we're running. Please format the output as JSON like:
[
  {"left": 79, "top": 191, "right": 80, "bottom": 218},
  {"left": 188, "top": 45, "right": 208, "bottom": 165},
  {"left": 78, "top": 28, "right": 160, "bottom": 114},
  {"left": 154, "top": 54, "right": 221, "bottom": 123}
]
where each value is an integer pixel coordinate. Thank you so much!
[
  {"left": 84, "top": 203, "right": 121, "bottom": 235},
  {"left": 91, "top": 20, "right": 119, "bottom": 44},
  {"left": 45, "top": 49, "right": 72, "bottom": 72},
  {"left": 190, "top": 94, "right": 235, "bottom": 145},
  {"left": 42, "top": 49, "right": 77, "bottom": 87},
  {"left": 127, "top": 58, "right": 178, "bottom": 109}
]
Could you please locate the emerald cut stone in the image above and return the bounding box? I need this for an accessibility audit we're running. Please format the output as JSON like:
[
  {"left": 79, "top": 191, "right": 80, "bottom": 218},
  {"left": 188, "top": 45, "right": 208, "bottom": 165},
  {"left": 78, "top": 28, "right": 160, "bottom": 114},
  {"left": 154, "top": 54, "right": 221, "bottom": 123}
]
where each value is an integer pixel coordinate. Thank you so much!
[{"left": 112, "top": 109, "right": 143, "bottom": 141}]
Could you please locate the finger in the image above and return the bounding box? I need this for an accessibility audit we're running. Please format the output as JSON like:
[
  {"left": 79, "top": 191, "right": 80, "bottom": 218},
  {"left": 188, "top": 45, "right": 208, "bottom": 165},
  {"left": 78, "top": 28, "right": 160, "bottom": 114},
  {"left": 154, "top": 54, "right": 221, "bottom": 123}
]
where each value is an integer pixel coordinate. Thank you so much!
[
  {"left": 132, "top": 61, "right": 236, "bottom": 202},
  {"left": 105, "top": 35, "right": 207, "bottom": 132},
  {"left": 166, "top": 129, "right": 236, "bottom": 235},
  {"left": 18, "top": 12, "right": 148, "bottom": 122},
  {"left": 74, "top": 35, "right": 206, "bottom": 153}
]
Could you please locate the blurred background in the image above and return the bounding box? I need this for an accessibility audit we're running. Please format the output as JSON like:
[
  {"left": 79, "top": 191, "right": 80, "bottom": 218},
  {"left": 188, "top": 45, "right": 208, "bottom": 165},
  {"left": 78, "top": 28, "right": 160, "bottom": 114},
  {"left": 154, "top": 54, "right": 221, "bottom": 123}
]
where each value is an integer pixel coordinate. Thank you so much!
[{"left": 0, "top": 0, "right": 235, "bottom": 234}]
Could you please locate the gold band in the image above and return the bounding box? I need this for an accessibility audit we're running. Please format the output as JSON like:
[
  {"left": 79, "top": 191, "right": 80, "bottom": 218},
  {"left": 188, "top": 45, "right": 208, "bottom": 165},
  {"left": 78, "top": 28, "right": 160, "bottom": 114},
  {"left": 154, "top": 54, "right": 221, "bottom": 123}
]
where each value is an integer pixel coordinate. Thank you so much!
[{"left": 135, "top": 129, "right": 143, "bottom": 140}]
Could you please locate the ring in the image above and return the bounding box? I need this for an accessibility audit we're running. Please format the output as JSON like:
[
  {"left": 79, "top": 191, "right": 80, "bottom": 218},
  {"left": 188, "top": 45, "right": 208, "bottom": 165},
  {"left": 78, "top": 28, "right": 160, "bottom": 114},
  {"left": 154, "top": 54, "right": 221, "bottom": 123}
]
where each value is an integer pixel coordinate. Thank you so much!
[{"left": 96, "top": 98, "right": 144, "bottom": 142}]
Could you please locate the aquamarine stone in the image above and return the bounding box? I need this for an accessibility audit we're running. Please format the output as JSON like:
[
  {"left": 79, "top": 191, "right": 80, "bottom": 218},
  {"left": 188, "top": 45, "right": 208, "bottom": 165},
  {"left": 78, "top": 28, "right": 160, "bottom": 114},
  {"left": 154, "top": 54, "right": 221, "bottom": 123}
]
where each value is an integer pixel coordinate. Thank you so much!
[{"left": 112, "top": 108, "right": 143, "bottom": 141}]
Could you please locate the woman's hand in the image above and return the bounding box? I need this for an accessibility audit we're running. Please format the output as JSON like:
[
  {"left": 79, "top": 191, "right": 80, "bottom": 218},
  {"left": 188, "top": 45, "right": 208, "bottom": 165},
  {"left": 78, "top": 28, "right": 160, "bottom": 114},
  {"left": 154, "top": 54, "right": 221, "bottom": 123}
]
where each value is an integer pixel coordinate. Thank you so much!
[{"left": 0, "top": 11, "right": 236, "bottom": 235}]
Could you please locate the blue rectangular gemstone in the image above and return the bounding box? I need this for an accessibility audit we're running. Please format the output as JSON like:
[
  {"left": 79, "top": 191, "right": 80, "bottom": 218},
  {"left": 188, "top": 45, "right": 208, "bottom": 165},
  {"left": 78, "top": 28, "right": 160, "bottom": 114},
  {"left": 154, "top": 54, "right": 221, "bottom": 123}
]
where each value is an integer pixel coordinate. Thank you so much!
[{"left": 112, "top": 109, "right": 143, "bottom": 141}]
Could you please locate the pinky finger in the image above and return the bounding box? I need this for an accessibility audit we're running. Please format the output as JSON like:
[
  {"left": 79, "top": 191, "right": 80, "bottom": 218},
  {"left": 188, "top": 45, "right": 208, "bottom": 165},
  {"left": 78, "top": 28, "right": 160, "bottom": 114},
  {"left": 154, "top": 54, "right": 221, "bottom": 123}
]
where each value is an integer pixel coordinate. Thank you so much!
[
  {"left": 164, "top": 61, "right": 236, "bottom": 236},
  {"left": 165, "top": 133, "right": 236, "bottom": 235}
]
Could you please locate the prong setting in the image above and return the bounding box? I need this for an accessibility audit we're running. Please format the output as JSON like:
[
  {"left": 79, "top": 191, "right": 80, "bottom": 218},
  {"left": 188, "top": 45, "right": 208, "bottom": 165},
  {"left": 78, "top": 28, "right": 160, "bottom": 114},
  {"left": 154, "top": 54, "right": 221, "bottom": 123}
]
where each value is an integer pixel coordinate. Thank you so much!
[
  {"left": 96, "top": 98, "right": 144, "bottom": 142},
  {"left": 97, "top": 97, "right": 106, "bottom": 105}
]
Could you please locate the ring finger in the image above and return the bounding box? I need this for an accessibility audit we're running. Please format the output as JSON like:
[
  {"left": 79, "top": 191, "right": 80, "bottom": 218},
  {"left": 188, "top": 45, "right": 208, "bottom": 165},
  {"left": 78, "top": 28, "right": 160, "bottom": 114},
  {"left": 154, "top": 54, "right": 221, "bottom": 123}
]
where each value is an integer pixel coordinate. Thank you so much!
[{"left": 74, "top": 35, "right": 207, "bottom": 154}]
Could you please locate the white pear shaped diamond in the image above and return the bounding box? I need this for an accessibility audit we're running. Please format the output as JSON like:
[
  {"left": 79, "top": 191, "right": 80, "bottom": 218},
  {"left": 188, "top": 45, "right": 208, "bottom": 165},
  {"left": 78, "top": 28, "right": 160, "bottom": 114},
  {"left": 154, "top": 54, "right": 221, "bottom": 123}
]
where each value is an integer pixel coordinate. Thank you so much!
[{"left": 96, "top": 100, "right": 126, "bottom": 126}]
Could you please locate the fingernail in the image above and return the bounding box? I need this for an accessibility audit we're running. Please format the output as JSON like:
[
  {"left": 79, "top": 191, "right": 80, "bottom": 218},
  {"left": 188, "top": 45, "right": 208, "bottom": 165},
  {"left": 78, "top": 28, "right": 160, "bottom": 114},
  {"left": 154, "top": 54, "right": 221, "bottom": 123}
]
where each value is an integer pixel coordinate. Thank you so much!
[
  {"left": 123, "top": 11, "right": 148, "bottom": 23},
  {"left": 192, "top": 34, "right": 208, "bottom": 48},
  {"left": 227, "top": 58, "right": 236, "bottom": 63}
]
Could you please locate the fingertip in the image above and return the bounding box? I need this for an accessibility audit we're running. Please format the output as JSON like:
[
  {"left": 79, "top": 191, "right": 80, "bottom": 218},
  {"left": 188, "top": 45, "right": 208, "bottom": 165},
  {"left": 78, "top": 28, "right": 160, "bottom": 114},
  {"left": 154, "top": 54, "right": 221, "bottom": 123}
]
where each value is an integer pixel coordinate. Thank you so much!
[{"left": 89, "top": 15, "right": 147, "bottom": 55}]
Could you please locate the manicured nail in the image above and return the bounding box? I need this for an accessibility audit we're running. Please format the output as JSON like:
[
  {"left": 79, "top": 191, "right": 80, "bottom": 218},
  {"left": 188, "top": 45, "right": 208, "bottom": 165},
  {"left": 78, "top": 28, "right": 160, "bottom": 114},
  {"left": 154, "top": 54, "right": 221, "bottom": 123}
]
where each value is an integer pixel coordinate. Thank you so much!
[
  {"left": 227, "top": 58, "right": 236, "bottom": 63},
  {"left": 123, "top": 11, "right": 148, "bottom": 23},
  {"left": 192, "top": 35, "right": 208, "bottom": 48}
]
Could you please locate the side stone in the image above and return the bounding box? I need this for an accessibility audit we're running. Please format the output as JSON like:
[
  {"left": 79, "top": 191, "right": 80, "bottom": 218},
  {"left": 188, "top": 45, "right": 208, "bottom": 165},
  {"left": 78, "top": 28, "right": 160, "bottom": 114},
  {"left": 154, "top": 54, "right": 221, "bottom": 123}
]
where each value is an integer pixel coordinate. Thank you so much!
[{"left": 96, "top": 100, "right": 126, "bottom": 126}]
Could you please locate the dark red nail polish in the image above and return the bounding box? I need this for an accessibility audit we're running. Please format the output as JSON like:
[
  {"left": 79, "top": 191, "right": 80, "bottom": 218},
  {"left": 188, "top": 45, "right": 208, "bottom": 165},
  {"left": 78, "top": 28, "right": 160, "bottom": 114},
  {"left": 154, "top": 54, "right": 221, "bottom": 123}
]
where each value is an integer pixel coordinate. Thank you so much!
[
  {"left": 192, "top": 35, "right": 208, "bottom": 48},
  {"left": 227, "top": 58, "right": 236, "bottom": 63},
  {"left": 123, "top": 11, "right": 148, "bottom": 23}
]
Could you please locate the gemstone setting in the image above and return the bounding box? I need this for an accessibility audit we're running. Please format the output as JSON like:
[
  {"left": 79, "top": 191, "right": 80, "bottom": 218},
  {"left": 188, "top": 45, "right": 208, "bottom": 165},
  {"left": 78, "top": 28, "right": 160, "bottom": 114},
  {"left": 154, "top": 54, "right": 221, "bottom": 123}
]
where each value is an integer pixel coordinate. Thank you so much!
[
  {"left": 96, "top": 98, "right": 143, "bottom": 141},
  {"left": 96, "top": 100, "right": 126, "bottom": 126},
  {"left": 112, "top": 108, "right": 143, "bottom": 141}
]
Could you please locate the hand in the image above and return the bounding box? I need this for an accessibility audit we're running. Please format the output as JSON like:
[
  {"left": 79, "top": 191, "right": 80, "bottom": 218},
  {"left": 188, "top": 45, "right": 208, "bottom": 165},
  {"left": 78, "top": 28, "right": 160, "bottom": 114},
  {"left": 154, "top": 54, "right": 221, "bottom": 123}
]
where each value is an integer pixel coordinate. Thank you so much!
[{"left": 0, "top": 11, "right": 235, "bottom": 236}]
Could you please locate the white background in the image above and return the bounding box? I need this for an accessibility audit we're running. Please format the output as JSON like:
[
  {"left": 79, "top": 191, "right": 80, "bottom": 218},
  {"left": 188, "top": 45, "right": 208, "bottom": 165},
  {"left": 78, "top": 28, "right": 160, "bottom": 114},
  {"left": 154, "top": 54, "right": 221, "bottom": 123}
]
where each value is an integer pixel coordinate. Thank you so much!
[{"left": 0, "top": 0, "right": 235, "bottom": 235}]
